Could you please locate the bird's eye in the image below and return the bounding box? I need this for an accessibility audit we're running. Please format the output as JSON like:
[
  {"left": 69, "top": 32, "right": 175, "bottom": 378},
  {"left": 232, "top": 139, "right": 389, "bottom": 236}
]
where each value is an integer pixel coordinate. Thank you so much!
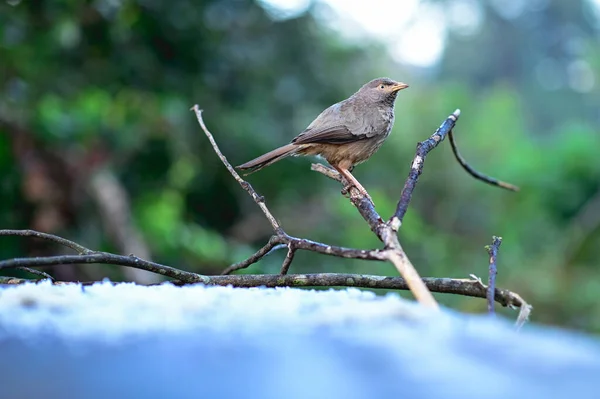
[{"left": 379, "top": 84, "right": 385, "bottom": 89}]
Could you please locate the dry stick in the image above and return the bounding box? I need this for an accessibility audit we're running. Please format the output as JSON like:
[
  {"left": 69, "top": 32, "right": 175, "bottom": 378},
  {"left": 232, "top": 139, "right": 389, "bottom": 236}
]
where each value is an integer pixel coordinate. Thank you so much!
[
  {"left": 448, "top": 130, "right": 520, "bottom": 192},
  {"left": 485, "top": 236, "right": 502, "bottom": 314}
]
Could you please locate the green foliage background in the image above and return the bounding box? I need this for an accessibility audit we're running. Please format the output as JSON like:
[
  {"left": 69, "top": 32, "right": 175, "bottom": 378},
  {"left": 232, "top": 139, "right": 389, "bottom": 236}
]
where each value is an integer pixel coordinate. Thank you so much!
[{"left": 1, "top": 0, "right": 599, "bottom": 332}]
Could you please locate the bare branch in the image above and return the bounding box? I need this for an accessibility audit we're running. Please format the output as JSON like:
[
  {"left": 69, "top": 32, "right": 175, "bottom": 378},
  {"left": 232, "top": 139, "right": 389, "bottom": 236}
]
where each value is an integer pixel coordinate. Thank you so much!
[{"left": 485, "top": 236, "right": 502, "bottom": 314}]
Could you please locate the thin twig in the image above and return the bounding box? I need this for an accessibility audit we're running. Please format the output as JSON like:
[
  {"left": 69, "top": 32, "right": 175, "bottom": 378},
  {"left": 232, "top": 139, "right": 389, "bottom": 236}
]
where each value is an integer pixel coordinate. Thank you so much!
[
  {"left": 0, "top": 229, "right": 93, "bottom": 254},
  {"left": 222, "top": 233, "right": 388, "bottom": 275},
  {"left": 485, "top": 236, "right": 502, "bottom": 314},
  {"left": 221, "top": 236, "right": 283, "bottom": 275},
  {"left": 449, "top": 130, "right": 519, "bottom": 192},
  {"left": 191, "top": 105, "right": 284, "bottom": 235},
  {"left": 15, "top": 267, "right": 55, "bottom": 281},
  {"left": 0, "top": 253, "right": 208, "bottom": 284},
  {"left": 279, "top": 243, "right": 296, "bottom": 275},
  {"left": 389, "top": 109, "right": 461, "bottom": 230}
]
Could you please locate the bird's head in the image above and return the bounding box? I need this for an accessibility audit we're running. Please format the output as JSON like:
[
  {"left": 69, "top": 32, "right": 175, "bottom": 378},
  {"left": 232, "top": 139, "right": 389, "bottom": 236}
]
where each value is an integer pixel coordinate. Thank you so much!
[{"left": 358, "top": 77, "right": 409, "bottom": 105}]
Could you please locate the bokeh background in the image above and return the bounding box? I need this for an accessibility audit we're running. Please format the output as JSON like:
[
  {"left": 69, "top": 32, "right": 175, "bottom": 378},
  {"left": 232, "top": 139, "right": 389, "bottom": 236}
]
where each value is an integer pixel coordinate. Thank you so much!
[{"left": 1, "top": 0, "right": 599, "bottom": 332}]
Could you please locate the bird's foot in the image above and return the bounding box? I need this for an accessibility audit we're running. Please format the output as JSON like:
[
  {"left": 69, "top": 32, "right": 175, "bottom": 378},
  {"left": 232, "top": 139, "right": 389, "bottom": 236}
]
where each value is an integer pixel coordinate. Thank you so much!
[
  {"left": 358, "top": 187, "right": 373, "bottom": 203},
  {"left": 342, "top": 183, "right": 373, "bottom": 202}
]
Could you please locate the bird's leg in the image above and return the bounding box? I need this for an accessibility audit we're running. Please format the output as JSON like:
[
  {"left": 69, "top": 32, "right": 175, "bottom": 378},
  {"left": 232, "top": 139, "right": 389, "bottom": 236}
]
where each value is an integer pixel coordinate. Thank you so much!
[{"left": 333, "top": 165, "right": 372, "bottom": 202}]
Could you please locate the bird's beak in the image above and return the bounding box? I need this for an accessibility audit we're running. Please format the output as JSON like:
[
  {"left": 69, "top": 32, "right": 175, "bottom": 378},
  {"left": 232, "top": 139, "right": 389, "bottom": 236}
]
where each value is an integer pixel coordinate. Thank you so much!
[{"left": 392, "top": 82, "right": 409, "bottom": 92}]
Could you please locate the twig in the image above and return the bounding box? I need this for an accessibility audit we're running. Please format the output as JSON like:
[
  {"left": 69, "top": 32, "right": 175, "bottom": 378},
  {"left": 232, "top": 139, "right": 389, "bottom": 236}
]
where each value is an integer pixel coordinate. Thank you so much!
[
  {"left": 0, "top": 229, "right": 93, "bottom": 254},
  {"left": 485, "top": 236, "right": 502, "bottom": 314},
  {"left": 221, "top": 234, "right": 388, "bottom": 275},
  {"left": 221, "top": 236, "right": 283, "bottom": 275},
  {"left": 449, "top": 130, "right": 519, "bottom": 192},
  {"left": 191, "top": 106, "right": 284, "bottom": 235},
  {"left": 279, "top": 243, "right": 296, "bottom": 275},
  {"left": 0, "top": 253, "right": 208, "bottom": 284},
  {"left": 14, "top": 267, "right": 55, "bottom": 281},
  {"left": 390, "top": 110, "right": 461, "bottom": 229}
]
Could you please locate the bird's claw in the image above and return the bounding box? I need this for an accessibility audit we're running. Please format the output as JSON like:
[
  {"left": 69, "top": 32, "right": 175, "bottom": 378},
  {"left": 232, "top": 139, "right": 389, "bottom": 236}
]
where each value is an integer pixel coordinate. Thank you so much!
[
  {"left": 342, "top": 183, "right": 373, "bottom": 202},
  {"left": 361, "top": 190, "right": 373, "bottom": 203}
]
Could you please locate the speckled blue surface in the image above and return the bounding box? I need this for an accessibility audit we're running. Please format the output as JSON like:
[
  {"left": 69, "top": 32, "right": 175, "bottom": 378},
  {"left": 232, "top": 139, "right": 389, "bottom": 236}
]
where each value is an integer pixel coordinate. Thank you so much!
[{"left": 0, "top": 281, "right": 598, "bottom": 399}]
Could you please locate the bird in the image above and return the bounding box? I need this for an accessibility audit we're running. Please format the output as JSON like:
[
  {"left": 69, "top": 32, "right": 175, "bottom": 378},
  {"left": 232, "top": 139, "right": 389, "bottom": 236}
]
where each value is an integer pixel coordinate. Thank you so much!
[{"left": 236, "top": 77, "right": 409, "bottom": 199}]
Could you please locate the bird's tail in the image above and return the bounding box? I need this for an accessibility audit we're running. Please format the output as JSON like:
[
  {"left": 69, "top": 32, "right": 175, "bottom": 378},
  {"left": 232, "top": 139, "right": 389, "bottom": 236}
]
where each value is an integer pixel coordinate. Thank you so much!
[{"left": 236, "top": 143, "right": 300, "bottom": 174}]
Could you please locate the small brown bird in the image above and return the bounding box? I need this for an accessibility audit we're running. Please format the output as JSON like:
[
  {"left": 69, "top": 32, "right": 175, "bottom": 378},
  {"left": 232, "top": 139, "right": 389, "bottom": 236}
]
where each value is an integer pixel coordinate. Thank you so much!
[{"left": 236, "top": 77, "right": 409, "bottom": 198}]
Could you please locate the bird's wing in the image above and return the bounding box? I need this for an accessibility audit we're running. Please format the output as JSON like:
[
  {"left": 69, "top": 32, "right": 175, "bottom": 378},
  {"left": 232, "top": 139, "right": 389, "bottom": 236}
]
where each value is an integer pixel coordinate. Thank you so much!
[
  {"left": 292, "top": 125, "right": 365, "bottom": 145},
  {"left": 291, "top": 101, "right": 367, "bottom": 145}
]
